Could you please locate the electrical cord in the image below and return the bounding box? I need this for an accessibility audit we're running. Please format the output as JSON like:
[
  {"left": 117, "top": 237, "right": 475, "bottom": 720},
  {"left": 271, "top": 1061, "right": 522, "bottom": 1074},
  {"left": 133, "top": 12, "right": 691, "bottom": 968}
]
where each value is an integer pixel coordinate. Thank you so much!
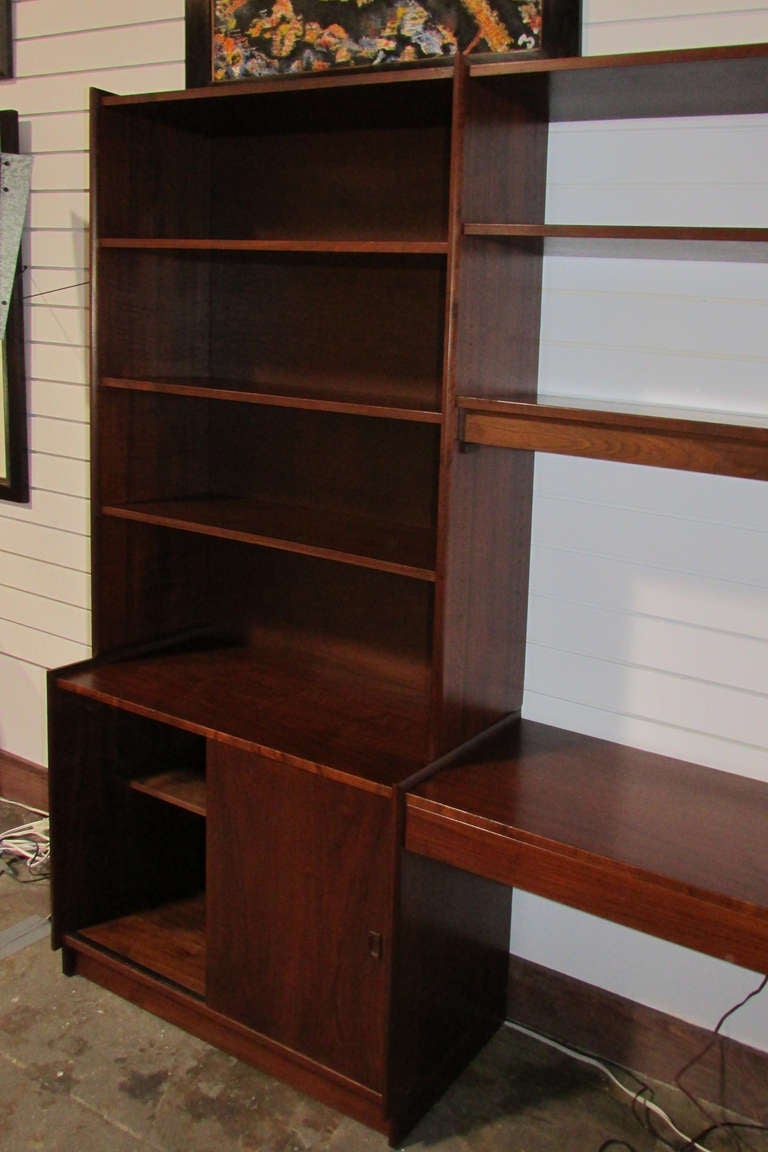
[
  {"left": 0, "top": 816, "right": 50, "bottom": 880},
  {"left": 507, "top": 1009, "right": 768, "bottom": 1152}
]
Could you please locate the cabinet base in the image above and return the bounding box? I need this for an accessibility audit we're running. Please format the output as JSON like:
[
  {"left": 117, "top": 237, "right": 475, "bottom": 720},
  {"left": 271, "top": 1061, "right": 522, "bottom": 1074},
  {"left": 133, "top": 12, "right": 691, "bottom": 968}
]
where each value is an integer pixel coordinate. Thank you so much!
[{"left": 62, "top": 935, "right": 390, "bottom": 1137}]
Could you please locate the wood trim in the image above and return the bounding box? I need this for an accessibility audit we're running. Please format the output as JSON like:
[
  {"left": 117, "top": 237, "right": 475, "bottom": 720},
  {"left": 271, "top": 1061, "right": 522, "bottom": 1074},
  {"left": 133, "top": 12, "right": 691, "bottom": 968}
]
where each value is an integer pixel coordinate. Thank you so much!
[
  {"left": 0, "top": 751, "right": 48, "bottom": 812},
  {"left": 507, "top": 955, "right": 768, "bottom": 1125}
]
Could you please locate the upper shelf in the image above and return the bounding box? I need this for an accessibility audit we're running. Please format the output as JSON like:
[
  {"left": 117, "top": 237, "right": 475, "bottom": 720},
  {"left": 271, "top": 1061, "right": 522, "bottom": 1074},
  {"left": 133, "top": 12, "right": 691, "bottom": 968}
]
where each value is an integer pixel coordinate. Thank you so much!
[
  {"left": 467, "top": 42, "right": 768, "bottom": 120},
  {"left": 458, "top": 395, "right": 768, "bottom": 480}
]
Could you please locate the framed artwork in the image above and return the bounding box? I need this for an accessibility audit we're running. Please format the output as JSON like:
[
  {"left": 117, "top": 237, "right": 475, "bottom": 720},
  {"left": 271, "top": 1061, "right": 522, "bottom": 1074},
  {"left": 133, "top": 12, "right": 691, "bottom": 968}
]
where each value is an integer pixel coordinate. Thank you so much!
[
  {"left": 186, "top": 0, "right": 581, "bottom": 85},
  {"left": 0, "top": 0, "right": 11, "bottom": 79},
  {"left": 0, "top": 110, "right": 29, "bottom": 503}
]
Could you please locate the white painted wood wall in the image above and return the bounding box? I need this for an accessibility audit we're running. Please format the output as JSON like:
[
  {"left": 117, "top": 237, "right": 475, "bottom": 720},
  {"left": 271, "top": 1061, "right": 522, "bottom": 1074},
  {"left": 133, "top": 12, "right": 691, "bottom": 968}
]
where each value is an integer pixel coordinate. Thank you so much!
[{"left": 0, "top": 0, "right": 766, "bottom": 1050}]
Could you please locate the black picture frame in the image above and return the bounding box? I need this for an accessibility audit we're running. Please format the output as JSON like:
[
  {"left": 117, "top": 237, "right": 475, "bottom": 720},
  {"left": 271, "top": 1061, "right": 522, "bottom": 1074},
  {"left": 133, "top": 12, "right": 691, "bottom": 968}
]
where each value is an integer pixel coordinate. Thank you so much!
[
  {"left": 186, "top": 0, "right": 580, "bottom": 87},
  {"left": 0, "top": 110, "right": 29, "bottom": 504},
  {"left": 0, "top": 0, "right": 12, "bottom": 80}
]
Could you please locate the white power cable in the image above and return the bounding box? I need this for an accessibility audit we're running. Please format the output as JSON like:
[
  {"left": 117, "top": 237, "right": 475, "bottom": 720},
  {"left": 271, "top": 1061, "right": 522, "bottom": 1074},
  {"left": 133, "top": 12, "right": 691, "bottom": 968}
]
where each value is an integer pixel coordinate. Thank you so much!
[
  {"left": 0, "top": 817, "right": 50, "bottom": 876},
  {"left": 505, "top": 1020, "right": 711, "bottom": 1152}
]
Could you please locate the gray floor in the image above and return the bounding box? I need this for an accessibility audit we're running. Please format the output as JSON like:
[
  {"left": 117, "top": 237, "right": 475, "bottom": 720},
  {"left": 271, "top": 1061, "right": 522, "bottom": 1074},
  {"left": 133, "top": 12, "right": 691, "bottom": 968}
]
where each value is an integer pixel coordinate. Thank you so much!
[{"left": 0, "top": 801, "right": 754, "bottom": 1152}]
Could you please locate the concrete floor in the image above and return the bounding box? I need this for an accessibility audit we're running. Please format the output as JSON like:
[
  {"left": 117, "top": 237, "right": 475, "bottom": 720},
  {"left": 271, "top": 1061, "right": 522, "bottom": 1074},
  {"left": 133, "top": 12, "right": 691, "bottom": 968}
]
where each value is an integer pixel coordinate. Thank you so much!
[{"left": 0, "top": 801, "right": 753, "bottom": 1152}]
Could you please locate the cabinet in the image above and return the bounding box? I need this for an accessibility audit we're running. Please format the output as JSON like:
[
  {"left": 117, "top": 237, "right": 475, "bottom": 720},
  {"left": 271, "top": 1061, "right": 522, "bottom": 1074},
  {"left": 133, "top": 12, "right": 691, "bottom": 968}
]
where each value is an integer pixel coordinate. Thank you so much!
[{"left": 48, "top": 43, "right": 768, "bottom": 1143}]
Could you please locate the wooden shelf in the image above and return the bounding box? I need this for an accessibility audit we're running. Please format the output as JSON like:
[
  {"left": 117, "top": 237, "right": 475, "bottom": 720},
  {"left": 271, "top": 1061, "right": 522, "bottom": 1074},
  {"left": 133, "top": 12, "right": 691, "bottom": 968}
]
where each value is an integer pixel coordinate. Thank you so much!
[
  {"left": 74, "top": 894, "right": 206, "bottom": 996},
  {"left": 100, "top": 237, "right": 449, "bottom": 255},
  {"left": 101, "top": 497, "right": 437, "bottom": 582},
  {"left": 100, "top": 376, "right": 443, "bottom": 424},
  {"left": 406, "top": 719, "right": 768, "bottom": 974},
  {"left": 130, "top": 769, "right": 206, "bottom": 816},
  {"left": 462, "top": 224, "right": 768, "bottom": 259},
  {"left": 468, "top": 43, "right": 768, "bottom": 120},
  {"left": 458, "top": 395, "right": 768, "bottom": 480},
  {"left": 56, "top": 632, "right": 432, "bottom": 792}
]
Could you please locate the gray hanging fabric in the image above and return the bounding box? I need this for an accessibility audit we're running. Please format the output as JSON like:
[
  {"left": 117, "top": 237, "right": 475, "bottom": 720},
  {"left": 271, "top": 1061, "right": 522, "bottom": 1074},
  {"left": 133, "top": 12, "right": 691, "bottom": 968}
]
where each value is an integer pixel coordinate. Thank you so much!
[{"left": 0, "top": 151, "right": 32, "bottom": 340}]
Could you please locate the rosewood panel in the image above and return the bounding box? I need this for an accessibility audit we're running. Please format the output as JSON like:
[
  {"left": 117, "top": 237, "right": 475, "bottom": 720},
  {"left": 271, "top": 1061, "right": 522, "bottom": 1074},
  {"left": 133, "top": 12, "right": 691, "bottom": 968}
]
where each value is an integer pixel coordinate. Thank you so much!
[{"left": 207, "top": 743, "right": 397, "bottom": 1089}]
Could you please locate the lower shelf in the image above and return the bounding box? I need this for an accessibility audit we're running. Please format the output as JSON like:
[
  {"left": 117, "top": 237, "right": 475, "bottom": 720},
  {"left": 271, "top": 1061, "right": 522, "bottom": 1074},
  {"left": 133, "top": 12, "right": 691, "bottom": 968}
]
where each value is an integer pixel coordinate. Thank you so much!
[
  {"left": 406, "top": 718, "right": 768, "bottom": 974},
  {"left": 76, "top": 894, "right": 206, "bottom": 997}
]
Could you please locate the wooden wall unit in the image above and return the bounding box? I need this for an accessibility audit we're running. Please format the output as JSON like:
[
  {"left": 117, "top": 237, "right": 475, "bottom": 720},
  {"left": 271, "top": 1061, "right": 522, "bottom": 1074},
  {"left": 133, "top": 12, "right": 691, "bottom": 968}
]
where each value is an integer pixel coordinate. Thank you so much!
[{"left": 48, "top": 43, "right": 768, "bottom": 1142}]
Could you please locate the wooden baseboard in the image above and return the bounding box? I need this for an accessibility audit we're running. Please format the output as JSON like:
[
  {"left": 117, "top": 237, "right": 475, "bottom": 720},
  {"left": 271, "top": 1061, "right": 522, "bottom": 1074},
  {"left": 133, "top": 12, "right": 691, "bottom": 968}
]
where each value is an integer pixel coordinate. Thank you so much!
[
  {"left": 508, "top": 955, "right": 768, "bottom": 1124},
  {"left": 0, "top": 750, "right": 48, "bottom": 812}
]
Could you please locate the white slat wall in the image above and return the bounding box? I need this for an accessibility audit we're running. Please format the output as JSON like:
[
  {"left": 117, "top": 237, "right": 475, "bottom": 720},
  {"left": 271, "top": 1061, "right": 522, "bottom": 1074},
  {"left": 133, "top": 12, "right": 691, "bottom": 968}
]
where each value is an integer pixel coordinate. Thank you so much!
[
  {"left": 0, "top": 0, "right": 766, "bottom": 1048},
  {"left": 0, "top": 0, "right": 185, "bottom": 762},
  {"left": 516, "top": 0, "right": 768, "bottom": 1051}
]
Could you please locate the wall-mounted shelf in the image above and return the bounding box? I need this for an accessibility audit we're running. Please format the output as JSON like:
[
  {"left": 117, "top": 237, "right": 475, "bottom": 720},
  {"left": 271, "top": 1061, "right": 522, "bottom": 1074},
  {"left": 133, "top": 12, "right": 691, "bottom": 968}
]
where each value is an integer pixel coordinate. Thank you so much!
[{"left": 458, "top": 395, "right": 768, "bottom": 480}]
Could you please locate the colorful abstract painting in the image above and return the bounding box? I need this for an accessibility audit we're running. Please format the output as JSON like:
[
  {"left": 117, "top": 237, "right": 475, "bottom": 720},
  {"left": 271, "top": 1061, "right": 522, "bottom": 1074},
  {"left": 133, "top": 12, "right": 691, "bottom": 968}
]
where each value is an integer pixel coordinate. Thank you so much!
[{"left": 213, "top": 0, "right": 543, "bottom": 77}]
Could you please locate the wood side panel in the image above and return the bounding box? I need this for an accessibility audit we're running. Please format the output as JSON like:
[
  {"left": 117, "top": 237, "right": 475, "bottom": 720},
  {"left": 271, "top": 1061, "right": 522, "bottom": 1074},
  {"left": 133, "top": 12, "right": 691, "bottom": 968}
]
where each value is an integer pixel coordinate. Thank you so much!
[
  {"left": 388, "top": 850, "right": 511, "bottom": 1140},
  {"left": 207, "top": 744, "right": 396, "bottom": 1090},
  {"left": 434, "top": 445, "right": 534, "bottom": 755}
]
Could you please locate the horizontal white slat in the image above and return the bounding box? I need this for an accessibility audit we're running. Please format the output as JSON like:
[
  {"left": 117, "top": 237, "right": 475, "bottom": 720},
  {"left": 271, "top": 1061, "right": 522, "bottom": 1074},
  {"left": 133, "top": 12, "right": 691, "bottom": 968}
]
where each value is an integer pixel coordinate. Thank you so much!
[
  {"left": 3, "top": 62, "right": 186, "bottom": 116},
  {"left": 29, "top": 415, "right": 89, "bottom": 458},
  {"left": 524, "top": 644, "right": 768, "bottom": 753},
  {"left": 537, "top": 338, "right": 768, "bottom": 415},
  {"left": 583, "top": 11, "right": 768, "bottom": 54},
  {"left": 14, "top": 0, "right": 182, "bottom": 40},
  {"left": 16, "top": 21, "right": 182, "bottom": 79},
  {"left": 27, "top": 190, "right": 89, "bottom": 229},
  {"left": 533, "top": 456, "right": 768, "bottom": 532},
  {"left": 530, "top": 543, "right": 768, "bottom": 640},
  {"left": 31, "top": 152, "right": 89, "bottom": 192},
  {"left": 20, "top": 111, "right": 89, "bottom": 153},
  {"left": 528, "top": 594, "right": 768, "bottom": 695},
  {"left": 0, "top": 585, "right": 91, "bottom": 644},
  {"left": 522, "top": 688, "right": 768, "bottom": 783},
  {"left": 30, "top": 379, "right": 89, "bottom": 422},
  {"left": 0, "top": 487, "right": 89, "bottom": 535},
  {"left": 541, "top": 252, "right": 768, "bottom": 301},
  {"left": 587, "top": 0, "right": 768, "bottom": 20},
  {"left": 531, "top": 494, "right": 768, "bottom": 587},
  {"left": 23, "top": 269, "right": 89, "bottom": 309},
  {"left": 0, "top": 516, "right": 89, "bottom": 572},
  {"left": 0, "top": 617, "right": 90, "bottom": 669},
  {"left": 0, "top": 547, "right": 90, "bottom": 608},
  {"left": 0, "top": 654, "right": 47, "bottom": 764},
  {"left": 29, "top": 345, "right": 88, "bottom": 386},
  {"left": 542, "top": 285, "right": 768, "bottom": 363},
  {"left": 546, "top": 183, "right": 768, "bottom": 228},
  {"left": 28, "top": 306, "right": 88, "bottom": 348},
  {"left": 27, "top": 229, "right": 87, "bottom": 270}
]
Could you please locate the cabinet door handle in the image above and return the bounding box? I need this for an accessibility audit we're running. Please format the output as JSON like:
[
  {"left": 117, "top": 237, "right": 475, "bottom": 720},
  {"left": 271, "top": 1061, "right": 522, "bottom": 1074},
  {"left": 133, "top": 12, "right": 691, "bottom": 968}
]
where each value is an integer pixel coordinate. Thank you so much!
[{"left": 367, "top": 930, "right": 383, "bottom": 960}]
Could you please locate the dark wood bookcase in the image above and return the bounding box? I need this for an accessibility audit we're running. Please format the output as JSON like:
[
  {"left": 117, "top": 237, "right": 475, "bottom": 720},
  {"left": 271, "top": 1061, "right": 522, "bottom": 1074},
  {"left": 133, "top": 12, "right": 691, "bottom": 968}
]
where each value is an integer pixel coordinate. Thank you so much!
[{"left": 48, "top": 43, "right": 768, "bottom": 1142}]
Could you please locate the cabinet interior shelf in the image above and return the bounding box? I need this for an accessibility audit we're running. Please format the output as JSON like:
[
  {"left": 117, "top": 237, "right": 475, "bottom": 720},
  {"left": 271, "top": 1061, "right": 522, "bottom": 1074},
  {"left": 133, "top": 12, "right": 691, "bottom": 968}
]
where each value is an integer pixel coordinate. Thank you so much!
[
  {"left": 73, "top": 894, "right": 206, "bottom": 996},
  {"left": 99, "top": 237, "right": 449, "bottom": 255},
  {"left": 58, "top": 633, "right": 431, "bottom": 791},
  {"left": 406, "top": 718, "right": 768, "bottom": 974},
  {"left": 458, "top": 395, "right": 768, "bottom": 480},
  {"left": 100, "top": 377, "right": 443, "bottom": 424},
  {"left": 101, "top": 498, "right": 437, "bottom": 582},
  {"left": 129, "top": 768, "right": 207, "bottom": 816}
]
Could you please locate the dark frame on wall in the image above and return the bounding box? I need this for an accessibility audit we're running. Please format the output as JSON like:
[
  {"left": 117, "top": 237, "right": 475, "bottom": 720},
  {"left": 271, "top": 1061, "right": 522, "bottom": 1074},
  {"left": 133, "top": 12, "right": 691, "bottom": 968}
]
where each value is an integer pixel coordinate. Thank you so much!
[
  {"left": 185, "top": 0, "right": 581, "bottom": 87},
  {"left": 0, "top": 0, "right": 12, "bottom": 79},
  {"left": 0, "top": 110, "right": 29, "bottom": 504}
]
